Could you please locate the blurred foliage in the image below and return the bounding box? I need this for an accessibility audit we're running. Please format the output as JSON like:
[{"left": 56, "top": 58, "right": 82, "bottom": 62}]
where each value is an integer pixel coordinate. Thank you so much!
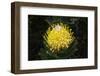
[{"left": 28, "top": 15, "right": 88, "bottom": 60}]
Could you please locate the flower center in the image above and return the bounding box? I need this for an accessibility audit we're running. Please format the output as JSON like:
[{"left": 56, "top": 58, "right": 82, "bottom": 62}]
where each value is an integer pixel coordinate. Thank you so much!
[{"left": 55, "top": 25, "right": 61, "bottom": 31}]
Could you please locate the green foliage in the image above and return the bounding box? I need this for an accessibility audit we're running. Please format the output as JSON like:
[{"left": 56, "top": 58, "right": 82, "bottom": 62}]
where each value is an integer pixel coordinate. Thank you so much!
[{"left": 39, "top": 39, "right": 78, "bottom": 60}]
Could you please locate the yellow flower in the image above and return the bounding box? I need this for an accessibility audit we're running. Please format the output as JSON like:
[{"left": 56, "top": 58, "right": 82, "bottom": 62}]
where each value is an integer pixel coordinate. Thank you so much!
[{"left": 43, "top": 23, "right": 74, "bottom": 53}]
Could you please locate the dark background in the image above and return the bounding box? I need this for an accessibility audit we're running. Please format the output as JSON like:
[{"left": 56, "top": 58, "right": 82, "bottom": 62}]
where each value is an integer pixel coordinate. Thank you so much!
[{"left": 28, "top": 15, "right": 88, "bottom": 61}]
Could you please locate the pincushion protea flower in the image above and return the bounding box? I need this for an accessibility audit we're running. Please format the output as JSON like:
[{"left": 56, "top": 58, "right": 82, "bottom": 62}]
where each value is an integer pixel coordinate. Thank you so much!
[{"left": 43, "top": 23, "right": 75, "bottom": 53}]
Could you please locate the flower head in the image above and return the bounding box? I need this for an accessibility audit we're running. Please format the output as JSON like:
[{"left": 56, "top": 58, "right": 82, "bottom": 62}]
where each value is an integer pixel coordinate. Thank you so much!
[{"left": 43, "top": 23, "right": 74, "bottom": 53}]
